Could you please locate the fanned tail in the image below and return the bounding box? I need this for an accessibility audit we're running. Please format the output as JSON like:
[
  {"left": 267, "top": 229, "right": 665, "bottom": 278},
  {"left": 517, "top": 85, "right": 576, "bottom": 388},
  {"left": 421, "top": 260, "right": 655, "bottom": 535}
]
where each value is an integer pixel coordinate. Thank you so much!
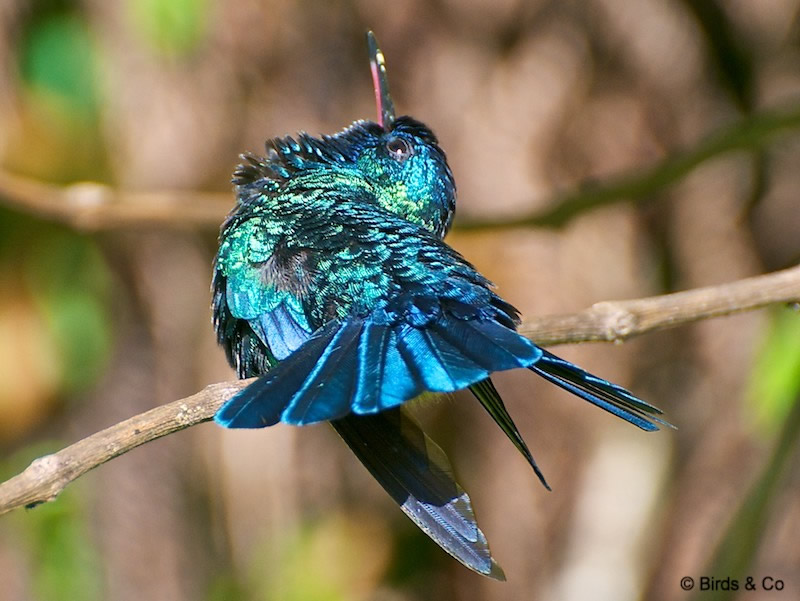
[
  {"left": 469, "top": 378, "right": 550, "bottom": 490},
  {"left": 529, "top": 349, "right": 673, "bottom": 431},
  {"left": 332, "top": 408, "right": 505, "bottom": 580},
  {"left": 215, "top": 313, "right": 542, "bottom": 428}
]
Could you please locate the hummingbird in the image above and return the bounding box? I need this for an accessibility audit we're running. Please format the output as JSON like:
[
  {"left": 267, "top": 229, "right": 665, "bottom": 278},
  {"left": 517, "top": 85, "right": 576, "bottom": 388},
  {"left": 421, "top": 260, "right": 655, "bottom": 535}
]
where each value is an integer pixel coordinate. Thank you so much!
[{"left": 212, "top": 32, "right": 670, "bottom": 579}]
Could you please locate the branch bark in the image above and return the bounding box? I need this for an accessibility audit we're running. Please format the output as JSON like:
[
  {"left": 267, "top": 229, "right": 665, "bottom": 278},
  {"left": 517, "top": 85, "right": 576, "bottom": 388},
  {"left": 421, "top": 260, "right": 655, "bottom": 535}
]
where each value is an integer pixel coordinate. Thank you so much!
[
  {"left": 4, "top": 104, "right": 800, "bottom": 232},
  {"left": 1, "top": 263, "right": 799, "bottom": 517},
  {"left": 0, "top": 379, "right": 251, "bottom": 515},
  {"left": 0, "top": 169, "right": 230, "bottom": 230},
  {"left": 519, "top": 263, "right": 800, "bottom": 345}
]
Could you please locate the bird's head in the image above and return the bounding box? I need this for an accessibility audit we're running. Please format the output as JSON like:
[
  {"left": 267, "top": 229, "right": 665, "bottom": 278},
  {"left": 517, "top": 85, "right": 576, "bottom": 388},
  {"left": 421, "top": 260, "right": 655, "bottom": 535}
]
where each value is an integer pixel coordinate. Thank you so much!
[
  {"left": 232, "top": 117, "right": 455, "bottom": 236},
  {"left": 231, "top": 32, "right": 456, "bottom": 237},
  {"left": 349, "top": 115, "right": 455, "bottom": 237},
  {"left": 347, "top": 31, "right": 456, "bottom": 236}
]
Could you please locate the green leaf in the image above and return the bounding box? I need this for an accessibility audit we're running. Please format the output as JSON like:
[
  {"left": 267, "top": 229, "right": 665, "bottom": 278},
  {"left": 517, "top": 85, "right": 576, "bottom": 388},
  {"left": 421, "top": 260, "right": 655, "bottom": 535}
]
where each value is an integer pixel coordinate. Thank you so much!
[
  {"left": 20, "top": 13, "right": 100, "bottom": 118},
  {"left": 692, "top": 395, "right": 800, "bottom": 601},
  {"left": 694, "top": 308, "right": 800, "bottom": 601},
  {"left": 128, "top": 0, "right": 210, "bottom": 56},
  {"left": 746, "top": 308, "right": 800, "bottom": 433}
]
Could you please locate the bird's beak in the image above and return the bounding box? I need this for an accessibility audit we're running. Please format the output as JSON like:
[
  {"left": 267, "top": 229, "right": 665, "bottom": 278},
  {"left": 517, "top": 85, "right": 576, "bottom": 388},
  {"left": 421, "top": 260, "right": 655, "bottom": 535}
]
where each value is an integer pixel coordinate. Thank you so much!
[{"left": 367, "top": 31, "right": 396, "bottom": 130}]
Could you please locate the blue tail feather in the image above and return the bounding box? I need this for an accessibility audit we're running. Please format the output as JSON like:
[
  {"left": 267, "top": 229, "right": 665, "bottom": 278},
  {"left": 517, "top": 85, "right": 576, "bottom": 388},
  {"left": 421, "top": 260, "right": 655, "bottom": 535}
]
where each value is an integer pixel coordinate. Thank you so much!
[
  {"left": 215, "top": 320, "right": 339, "bottom": 428},
  {"left": 215, "top": 314, "right": 542, "bottom": 429},
  {"left": 529, "top": 349, "right": 672, "bottom": 431},
  {"left": 434, "top": 319, "right": 543, "bottom": 371},
  {"left": 469, "top": 378, "right": 551, "bottom": 490},
  {"left": 396, "top": 325, "right": 489, "bottom": 391},
  {"left": 282, "top": 320, "right": 362, "bottom": 424},
  {"left": 353, "top": 322, "right": 392, "bottom": 413},
  {"left": 253, "top": 303, "right": 313, "bottom": 360},
  {"left": 377, "top": 327, "right": 424, "bottom": 409}
]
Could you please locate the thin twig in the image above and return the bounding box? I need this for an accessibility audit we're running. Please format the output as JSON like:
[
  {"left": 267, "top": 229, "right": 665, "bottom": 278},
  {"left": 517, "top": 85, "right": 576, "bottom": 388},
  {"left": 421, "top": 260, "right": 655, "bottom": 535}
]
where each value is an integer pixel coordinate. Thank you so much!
[
  {"left": 3, "top": 104, "right": 800, "bottom": 232},
  {"left": 519, "top": 263, "right": 800, "bottom": 345},
  {"left": 1, "top": 264, "right": 799, "bottom": 516},
  {"left": 458, "top": 104, "right": 800, "bottom": 229}
]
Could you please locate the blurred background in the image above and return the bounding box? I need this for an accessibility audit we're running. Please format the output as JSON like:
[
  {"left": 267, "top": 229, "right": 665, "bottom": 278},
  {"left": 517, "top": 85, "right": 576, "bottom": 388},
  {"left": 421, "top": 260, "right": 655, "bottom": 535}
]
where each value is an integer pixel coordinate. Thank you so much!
[{"left": 1, "top": 0, "right": 800, "bottom": 600}]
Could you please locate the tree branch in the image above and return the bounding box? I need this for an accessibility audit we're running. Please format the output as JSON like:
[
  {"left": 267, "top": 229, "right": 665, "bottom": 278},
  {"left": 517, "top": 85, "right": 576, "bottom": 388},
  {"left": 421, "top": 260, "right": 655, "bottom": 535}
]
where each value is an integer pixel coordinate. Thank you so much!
[
  {"left": 519, "top": 263, "right": 800, "bottom": 345},
  {"left": 459, "top": 103, "right": 800, "bottom": 229},
  {"left": 4, "top": 104, "right": 800, "bottom": 232},
  {"left": 0, "top": 169, "right": 230, "bottom": 230},
  {"left": 1, "top": 264, "right": 799, "bottom": 516},
  {"left": 0, "top": 380, "right": 252, "bottom": 515}
]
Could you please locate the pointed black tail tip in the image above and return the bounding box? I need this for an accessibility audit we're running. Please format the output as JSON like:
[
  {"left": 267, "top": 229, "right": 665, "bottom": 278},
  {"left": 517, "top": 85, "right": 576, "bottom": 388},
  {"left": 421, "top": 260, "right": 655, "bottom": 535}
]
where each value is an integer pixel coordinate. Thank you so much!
[
  {"left": 660, "top": 417, "right": 678, "bottom": 431},
  {"left": 531, "top": 464, "right": 552, "bottom": 491},
  {"left": 624, "top": 415, "right": 677, "bottom": 434},
  {"left": 647, "top": 414, "right": 678, "bottom": 432}
]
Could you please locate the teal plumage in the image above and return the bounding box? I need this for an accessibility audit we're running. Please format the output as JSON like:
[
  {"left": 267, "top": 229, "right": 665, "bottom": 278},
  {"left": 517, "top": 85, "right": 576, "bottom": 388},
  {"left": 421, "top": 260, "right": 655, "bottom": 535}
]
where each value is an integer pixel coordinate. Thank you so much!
[{"left": 213, "top": 32, "right": 669, "bottom": 578}]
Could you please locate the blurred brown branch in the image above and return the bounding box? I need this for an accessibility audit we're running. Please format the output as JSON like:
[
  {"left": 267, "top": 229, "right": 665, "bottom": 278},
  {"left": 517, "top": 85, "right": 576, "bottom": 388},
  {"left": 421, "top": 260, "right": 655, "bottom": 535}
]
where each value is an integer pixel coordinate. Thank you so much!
[
  {"left": 4, "top": 104, "right": 800, "bottom": 232},
  {"left": 457, "top": 104, "right": 800, "bottom": 229},
  {"left": 0, "top": 169, "right": 230, "bottom": 230},
  {"left": 1, "top": 263, "right": 799, "bottom": 517}
]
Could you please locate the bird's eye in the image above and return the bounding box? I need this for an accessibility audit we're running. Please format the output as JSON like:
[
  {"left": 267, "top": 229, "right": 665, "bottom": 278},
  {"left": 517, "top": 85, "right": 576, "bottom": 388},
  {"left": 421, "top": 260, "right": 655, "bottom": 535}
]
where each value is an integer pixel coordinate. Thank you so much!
[{"left": 385, "top": 136, "right": 413, "bottom": 162}]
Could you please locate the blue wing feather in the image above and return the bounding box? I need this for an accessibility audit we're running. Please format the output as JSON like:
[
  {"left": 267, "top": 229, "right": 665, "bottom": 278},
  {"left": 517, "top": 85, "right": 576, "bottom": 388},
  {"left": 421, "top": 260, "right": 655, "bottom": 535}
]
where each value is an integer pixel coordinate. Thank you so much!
[
  {"left": 332, "top": 409, "right": 505, "bottom": 579},
  {"left": 251, "top": 303, "right": 313, "bottom": 360}
]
